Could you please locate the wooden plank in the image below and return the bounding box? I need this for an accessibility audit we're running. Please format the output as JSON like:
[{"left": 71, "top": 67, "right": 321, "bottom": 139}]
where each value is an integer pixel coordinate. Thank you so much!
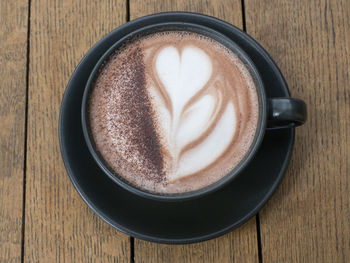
[
  {"left": 245, "top": 0, "right": 350, "bottom": 262},
  {"left": 130, "top": 1, "right": 259, "bottom": 262},
  {"left": 24, "top": 1, "right": 130, "bottom": 262},
  {"left": 0, "top": 1, "right": 28, "bottom": 262}
]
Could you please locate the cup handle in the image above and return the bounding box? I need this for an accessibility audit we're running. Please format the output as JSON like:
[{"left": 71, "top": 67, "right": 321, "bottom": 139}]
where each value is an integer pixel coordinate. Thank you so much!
[{"left": 267, "top": 98, "right": 307, "bottom": 129}]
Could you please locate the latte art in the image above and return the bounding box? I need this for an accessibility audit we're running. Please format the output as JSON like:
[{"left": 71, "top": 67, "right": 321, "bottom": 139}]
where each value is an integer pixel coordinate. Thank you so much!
[
  {"left": 149, "top": 45, "right": 237, "bottom": 181},
  {"left": 88, "top": 31, "right": 259, "bottom": 194}
]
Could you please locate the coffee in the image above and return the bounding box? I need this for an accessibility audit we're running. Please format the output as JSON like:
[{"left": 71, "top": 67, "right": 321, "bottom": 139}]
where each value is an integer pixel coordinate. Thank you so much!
[{"left": 88, "top": 31, "right": 259, "bottom": 194}]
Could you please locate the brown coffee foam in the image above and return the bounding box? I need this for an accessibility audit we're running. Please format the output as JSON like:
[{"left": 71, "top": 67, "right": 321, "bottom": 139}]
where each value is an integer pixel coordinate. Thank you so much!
[{"left": 88, "top": 31, "right": 259, "bottom": 194}]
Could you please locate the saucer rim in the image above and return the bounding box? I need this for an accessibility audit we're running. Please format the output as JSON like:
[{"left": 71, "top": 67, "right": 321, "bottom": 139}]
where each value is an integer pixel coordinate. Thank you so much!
[{"left": 59, "top": 12, "right": 295, "bottom": 244}]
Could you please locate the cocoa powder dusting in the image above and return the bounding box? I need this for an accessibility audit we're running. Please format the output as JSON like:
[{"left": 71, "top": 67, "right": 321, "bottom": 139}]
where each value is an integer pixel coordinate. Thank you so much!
[
  {"left": 88, "top": 45, "right": 165, "bottom": 185},
  {"left": 121, "top": 48, "right": 164, "bottom": 182}
]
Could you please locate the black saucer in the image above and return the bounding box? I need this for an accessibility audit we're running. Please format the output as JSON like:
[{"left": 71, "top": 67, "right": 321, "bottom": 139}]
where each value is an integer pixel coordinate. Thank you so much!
[{"left": 59, "top": 13, "right": 294, "bottom": 244}]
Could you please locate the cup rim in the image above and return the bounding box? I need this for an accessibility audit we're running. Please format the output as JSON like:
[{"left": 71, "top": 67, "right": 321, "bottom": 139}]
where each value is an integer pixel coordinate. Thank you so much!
[{"left": 81, "top": 22, "right": 267, "bottom": 201}]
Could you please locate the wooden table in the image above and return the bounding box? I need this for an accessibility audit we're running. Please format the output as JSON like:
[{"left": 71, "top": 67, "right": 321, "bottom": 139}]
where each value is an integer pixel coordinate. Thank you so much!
[{"left": 1, "top": 0, "right": 349, "bottom": 262}]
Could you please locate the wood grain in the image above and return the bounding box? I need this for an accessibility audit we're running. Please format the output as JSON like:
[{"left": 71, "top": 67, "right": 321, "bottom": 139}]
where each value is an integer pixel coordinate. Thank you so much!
[
  {"left": 130, "top": 1, "right": 259, "bottom": 262},
  {"left": 24, "top": 1, "right": 130, "bottom": 262},
  {"left": 130, "top": 0, "right": 242, "bottom": 26},
  {"left": 134, "top": 220, "right": 258, "bottom": 263},
  {"left": 0, "top": 1, "right": 28, "bottom": 262},
  {"left": 245, "top": 0, "right": 350, "bottom": 261}
]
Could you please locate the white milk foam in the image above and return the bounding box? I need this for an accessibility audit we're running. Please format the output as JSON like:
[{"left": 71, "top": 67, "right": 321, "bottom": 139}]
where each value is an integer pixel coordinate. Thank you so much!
[{"left": 153, "top": 46, "right": 237, "bottom": 182}]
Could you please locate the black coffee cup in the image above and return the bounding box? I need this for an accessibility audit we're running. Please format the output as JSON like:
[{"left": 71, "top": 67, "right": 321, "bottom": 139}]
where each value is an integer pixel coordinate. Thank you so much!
[{"left": 81, "top": 16, "right": 306, "bottom": 202}]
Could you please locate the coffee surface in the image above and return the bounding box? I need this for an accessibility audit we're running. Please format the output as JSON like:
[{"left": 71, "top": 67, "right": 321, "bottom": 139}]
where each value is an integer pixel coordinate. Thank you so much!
[{"left": 88, "top": 31, "right": 259, "bottom": 194}]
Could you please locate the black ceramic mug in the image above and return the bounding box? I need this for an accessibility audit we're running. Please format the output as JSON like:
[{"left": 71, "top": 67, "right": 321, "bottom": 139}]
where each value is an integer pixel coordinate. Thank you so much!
[{"left": 81, "top": 18, "right": 306, "bottom": 202}]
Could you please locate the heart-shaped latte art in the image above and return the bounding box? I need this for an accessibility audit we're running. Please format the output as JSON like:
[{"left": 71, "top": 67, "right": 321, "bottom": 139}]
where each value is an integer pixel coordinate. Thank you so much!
[
  {"left": 89, "top": 31, "right": 259, "bottom": 194},
  {"left": 151, "top": 45, "right": 237, "bottom": 182}
]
